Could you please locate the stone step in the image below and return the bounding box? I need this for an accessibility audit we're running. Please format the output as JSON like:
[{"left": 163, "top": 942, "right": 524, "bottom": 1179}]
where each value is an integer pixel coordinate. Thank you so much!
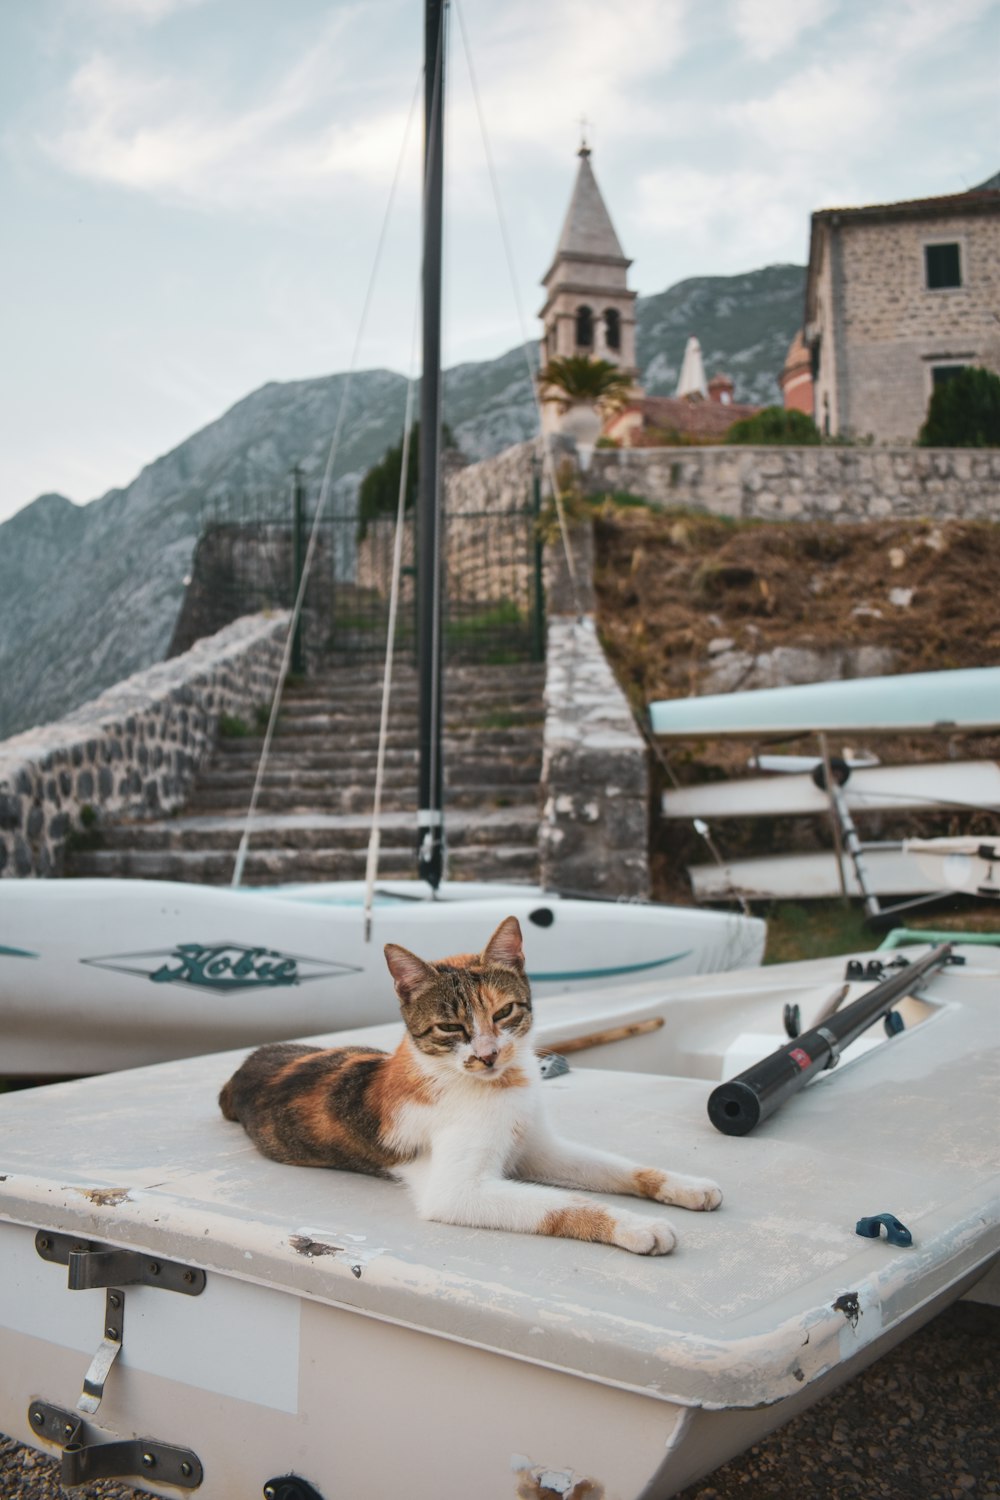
[
  {"left": 277, "top": 684, "right": 542, "bottom": 705},
  {"left": 72, "top": 842, "right": 538, "bottom": 885},
  {"left": 262, "top": 709, "right": 545, "bottom": 735},
  {"left": 295, "top": 667, "right": 545, "bottom": 691},
  {"left": 212, "top": 729, "right": 543, "bottom": 758},
  {"left": 191, "top": 758, "right": 541, "bottom": 793},
  {"left": 89, "top": 807, "right": 540, "bottom": 854},
  {"left": 183, "top": 785, "right": 537, "bottom": 816}
]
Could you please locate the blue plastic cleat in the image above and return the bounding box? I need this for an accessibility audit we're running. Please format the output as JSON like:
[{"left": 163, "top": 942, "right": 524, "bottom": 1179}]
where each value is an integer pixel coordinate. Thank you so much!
[{"left": 856, "top": 1213, "right": 913, "bottom": 1247}]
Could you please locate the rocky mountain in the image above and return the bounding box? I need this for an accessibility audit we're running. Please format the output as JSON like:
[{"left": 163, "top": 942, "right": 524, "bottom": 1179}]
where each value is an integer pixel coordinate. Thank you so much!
[
  {"left": 0, "top": 264, "right": 806, "bottom": 740},
  {"left": 636, "top": 264, "right": 806, "bottom": 405}
]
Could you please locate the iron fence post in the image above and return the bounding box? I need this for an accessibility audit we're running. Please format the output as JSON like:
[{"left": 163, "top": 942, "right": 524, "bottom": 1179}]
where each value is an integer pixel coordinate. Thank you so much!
[{"left": 291, "top": 465, "right": 305, "bottom": 675}]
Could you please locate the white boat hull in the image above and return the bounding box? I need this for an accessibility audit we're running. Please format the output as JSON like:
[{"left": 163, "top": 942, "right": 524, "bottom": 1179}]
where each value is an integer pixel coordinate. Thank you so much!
[
  {"left": 688, "top": 844, "right": 998, "bottom": 902},
  {"left": 0, "top": 878, "right": 765, "bottom": 1075},
  {"left": 0, "top": 943, "right": 997, "bottom": 1498},
  {"left": 663, "top": 760, "right": 1000, "bottom": 820},
  {"left": 649, "top": 666, "right": 1000, "bottom": 737}
]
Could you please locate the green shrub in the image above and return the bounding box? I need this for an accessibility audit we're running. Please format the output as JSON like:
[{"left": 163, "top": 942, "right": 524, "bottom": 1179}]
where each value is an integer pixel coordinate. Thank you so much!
[
  {"left": 218, "top": 713, "right": 251, "bottom": 738},
  {"left": 357, "top": 421, "right": 457, "bottom": 540},
  {"left": 918, "top": 366, "right": 1000, "bottom": 447},
  {"left": 726, "top": 406, "right": 821, "bottom": 445}
]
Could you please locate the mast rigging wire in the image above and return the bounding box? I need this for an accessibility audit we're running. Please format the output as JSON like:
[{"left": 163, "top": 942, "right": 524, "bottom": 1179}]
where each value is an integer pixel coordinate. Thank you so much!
[{"left": 452, "top": 0, "right": 586, "bottom": 621}]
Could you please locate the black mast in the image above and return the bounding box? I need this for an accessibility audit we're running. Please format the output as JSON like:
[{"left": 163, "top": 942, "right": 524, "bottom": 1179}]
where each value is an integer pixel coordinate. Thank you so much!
[{"left": 417, "top": 0, "right": 446, "bottom": 889}]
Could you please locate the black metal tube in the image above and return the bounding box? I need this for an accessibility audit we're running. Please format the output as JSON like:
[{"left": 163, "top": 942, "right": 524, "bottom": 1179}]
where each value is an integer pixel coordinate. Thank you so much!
[
  {"left": 708, "top": 943, "right": 953, "bottom": 1136},
  {"left": 417, "top": 0, "right": 445, "bottom": 889}
]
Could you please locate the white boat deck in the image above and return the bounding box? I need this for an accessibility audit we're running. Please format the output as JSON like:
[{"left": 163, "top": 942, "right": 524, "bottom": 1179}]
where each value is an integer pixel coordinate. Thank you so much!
[{"left": 1, "top": 947, "right": 997, "bottom": 1417}]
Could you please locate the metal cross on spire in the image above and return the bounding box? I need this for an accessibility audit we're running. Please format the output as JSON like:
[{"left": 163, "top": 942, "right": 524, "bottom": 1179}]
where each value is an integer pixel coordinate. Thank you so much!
[{"left": 578, "top": 115, "right": 592, "bottom": 156}]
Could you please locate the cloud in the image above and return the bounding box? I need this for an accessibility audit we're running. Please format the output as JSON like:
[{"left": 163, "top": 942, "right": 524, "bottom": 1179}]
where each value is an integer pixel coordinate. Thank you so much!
[
  {"left": 40, "top": 31, "right": 423, "bottom": 210},
  {"left": 730, "top": 0, "right": 836, "bottom": 61},
  {"left": 450, "top": 0, "right": 690, "bottom": 151},
  {"left": 633, "top": 162, "right": 857, "bottom": 273},
  {"left": 728, "top": 56, "right": 885, "bottom": 155},
  {"left": 84, "top": 0, "right": 208, "bottom": 20},
  {"left": 38, "top": 0, "right": 693, "bottom": 212},
  {"left": 865, "top": 0, "right": 1000, "bottom": 55}
]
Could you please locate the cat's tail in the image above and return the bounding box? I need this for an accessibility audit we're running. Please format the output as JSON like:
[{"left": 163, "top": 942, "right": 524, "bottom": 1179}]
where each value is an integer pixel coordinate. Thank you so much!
[{"left": 218, "top": 1079, "right": 240, "bottom": 1121}]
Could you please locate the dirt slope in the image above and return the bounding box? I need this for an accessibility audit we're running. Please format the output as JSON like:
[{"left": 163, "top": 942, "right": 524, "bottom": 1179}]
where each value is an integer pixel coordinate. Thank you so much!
[{"left": 592, "top": 505, "right": 1000, "bottom": 904}]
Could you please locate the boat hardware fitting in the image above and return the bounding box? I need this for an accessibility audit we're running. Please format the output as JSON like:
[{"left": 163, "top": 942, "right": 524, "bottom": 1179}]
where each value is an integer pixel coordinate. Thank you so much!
[
  {"left": 856, "top": 1213, "right": 913, "bottom": 1247},
  {"left": 814, "top": 1026, "right": 842, "bottom": 1069},
  {"left": 77, "top": 1288, "right": 125, "bottom": 1414},
  {"left": 539, "top": 1053, "right": 570, "bottom": 1079},
  {"left": 783, "top": 1003, "right": 801, "bottom": 1039},
  {"left": 528, "top": 907, "right": 555, "bottom": 927},
  {"left": 35, "top": 1230, "right": 206, "bottom": 1294},
  {"left": 262, "top": 1477, "right": 327, "bottom": 1500},
  {"left": 28, "top": 1400, "right": 202, "bottom": 1489},
  {"left": 883, "top": 1010, "right": 906, "bottom": 1037}
]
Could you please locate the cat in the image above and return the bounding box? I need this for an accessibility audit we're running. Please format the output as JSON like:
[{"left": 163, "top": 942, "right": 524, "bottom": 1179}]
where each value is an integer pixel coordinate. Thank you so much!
[{"left": 219, "top": 915, "right": 722, "bottom": 1255}]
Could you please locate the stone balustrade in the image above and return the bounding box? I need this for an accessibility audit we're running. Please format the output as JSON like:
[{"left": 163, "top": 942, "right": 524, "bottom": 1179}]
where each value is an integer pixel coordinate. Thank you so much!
[{"left": 0, "top": 612, "right": 289, "bottom": 878}]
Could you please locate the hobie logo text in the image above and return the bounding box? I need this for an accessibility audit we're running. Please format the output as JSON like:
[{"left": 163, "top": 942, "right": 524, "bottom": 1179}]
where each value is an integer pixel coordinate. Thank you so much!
[{"left": 150, "top": 944, "right": 298, "bottom": 988}]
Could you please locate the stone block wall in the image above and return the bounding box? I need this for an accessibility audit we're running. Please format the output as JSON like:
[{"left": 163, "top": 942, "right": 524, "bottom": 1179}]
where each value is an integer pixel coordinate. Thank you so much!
[
  {"left": 582, "top": 444, "right": 1000, "bottom": 522},
  {"left": 0, "top": 612, "right": 289, "bottom": 878},
  {"left": 539, "top": 557, "right": 650, "bottom": 900}
]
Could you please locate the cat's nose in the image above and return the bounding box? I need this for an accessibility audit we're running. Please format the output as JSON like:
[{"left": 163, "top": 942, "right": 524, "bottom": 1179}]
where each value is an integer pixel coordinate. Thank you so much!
[{"left": 479, "top": 1049, "right": 498, "bottom": 1068}]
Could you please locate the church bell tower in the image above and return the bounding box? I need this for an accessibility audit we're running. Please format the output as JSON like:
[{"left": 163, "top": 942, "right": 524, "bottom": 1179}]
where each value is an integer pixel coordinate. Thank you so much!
[{"left": 539, "top": 142, "right": 641, "bottom": 432}]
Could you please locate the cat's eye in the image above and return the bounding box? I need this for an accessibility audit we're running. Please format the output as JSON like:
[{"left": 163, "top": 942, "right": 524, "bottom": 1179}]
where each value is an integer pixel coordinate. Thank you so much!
[
  {"left": 493, "top": 1004, "right": 515, "bottom": 1022},
  {"left": 436, "top": 1023, "right": 467, "bottom": 1035}
]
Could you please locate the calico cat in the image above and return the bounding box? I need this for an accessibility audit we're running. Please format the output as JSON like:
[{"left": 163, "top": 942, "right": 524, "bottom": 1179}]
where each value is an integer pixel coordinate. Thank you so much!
[{"left": 219, "top": 915, "right": 722, "bottom": 1255}]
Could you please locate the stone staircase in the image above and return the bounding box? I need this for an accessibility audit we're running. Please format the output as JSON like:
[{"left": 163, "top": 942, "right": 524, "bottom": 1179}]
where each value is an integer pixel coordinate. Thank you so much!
[{"left": 68, "top": 662, "right": 546, "bottom": 885}]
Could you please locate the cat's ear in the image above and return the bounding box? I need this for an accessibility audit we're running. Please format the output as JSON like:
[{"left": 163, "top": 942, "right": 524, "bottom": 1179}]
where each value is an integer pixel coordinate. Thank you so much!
[
  {"left": 481, "top": 916, "right": 525, "bottom": 974},
  {"left": 384, "top": 943, "right": 435, "bottom": 1005}
]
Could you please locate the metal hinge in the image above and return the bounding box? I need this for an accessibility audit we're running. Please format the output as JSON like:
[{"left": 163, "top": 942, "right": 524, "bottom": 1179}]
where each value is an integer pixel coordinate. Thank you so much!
[
  {"left": 28, "top": 1400, "right": 202, "bottom": 1489},
  {"left": 35, "top": 1230, "right": 206, "bottom": 1294}
]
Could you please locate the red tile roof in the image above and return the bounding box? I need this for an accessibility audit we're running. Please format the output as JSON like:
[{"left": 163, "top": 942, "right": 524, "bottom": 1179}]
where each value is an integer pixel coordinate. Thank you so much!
[{"left": 606, "top": 395, "right": 762, "bottom": 444}]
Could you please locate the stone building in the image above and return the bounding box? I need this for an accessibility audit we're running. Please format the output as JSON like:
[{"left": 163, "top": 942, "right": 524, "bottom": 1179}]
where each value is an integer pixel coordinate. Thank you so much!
[
  {"left": 805, "top": 172, "right": 1000, "bottom": 442},
  {"left": 538, "top": 144, "right": 641, "bottom": 434}
]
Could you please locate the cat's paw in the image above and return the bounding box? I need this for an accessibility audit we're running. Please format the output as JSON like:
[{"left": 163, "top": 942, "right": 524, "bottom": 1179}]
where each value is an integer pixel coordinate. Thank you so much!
[
  {"left": 612, "top": 1213, "right": 677, "bottom": 1256},
  {"left": 650, "top": 1171, "right": 723, "bottom": 1212}
]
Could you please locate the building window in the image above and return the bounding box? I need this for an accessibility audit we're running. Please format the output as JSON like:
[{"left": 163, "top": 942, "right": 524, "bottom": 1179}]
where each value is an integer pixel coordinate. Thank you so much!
[
  {"left": 931, "top": 363, "right": 967, "bottom": 388},
  {"left": 925, "top": 243, "right": 962, "bottom": 290},
  {"left": 575, "top": 305, "right": 593, "bottom": 348},
  {"left": 604, "top": 309, "right": 620, "bottom": 351}
]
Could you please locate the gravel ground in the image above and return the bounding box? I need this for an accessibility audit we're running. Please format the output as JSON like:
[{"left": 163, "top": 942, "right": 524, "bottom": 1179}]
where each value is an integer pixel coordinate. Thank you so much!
[{"left": 0, "top": 1301, "right": 995, "bottom": 1500}]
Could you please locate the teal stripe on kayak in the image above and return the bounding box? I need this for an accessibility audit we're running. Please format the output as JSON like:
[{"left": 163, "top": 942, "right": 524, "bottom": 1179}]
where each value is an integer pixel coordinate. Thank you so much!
[
  {"left": 0, "top": 944, "right": 39, "bottom": 959},
  {"left": 528, "top": 951, "right": 692, "bottom": 983}
]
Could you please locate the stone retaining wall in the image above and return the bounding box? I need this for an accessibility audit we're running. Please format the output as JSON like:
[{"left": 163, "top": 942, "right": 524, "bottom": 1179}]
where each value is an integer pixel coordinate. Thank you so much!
[
  {"left": 582, "top": 444, "right": 1000, "bottom": 521},
  {"left": 0, "top": 612, "right": 290, "bottom": 878},
  {"left": 539, "top": 514, "right": 649, "bottom": 899}
]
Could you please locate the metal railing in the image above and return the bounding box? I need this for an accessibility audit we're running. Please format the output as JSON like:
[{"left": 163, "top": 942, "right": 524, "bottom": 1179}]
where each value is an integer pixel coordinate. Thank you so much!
[{"left": 169, "top": 474, "right": 544, "bottom": 666}]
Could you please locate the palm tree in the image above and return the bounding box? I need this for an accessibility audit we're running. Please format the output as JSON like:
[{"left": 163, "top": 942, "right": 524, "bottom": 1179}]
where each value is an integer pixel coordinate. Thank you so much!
[{"left": 538, "top": 356, "right": 632, "bottom": 411}]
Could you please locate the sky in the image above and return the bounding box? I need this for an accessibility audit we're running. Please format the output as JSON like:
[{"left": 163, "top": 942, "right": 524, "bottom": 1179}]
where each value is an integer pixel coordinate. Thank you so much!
[{"left": 1, "top": 0, "right": 997, "bottom": 526}]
